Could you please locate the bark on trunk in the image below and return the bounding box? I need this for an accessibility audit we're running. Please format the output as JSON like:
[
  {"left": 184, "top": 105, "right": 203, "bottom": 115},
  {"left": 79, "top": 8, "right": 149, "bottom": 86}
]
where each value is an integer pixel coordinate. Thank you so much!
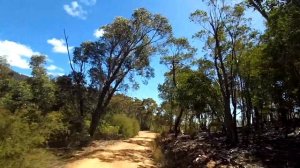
[
  {"left": 254, "top": 106, "right": 260, "bottom": 132},
  {"left": 214, "top": 35, "right": 238, "bottom": 145},
  {"left": 174, "top": 107, "right": 184, "bottom": 137},
  {"left": 89, "top": 105, "right": 104, "bottom": 136}
]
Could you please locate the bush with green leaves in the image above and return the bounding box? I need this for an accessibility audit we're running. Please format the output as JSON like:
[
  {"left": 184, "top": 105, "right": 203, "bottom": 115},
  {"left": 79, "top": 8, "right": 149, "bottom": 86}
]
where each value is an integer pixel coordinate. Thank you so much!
[
  {"left": 0, "top": 109, "right": 61, "bottom": 168},
  {"left": 110, "top": 114, "right": 140, "bottom": 138},
  {"left": 99, "top": 121, "right": 120, "bottom": 136},
  {"left": 0, "top": 80, "right": 32, "bottom": 113}
]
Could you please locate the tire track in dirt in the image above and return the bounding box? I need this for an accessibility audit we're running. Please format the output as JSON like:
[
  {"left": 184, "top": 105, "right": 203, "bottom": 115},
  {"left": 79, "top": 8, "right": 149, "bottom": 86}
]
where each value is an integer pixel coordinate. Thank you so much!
[{"left": 64, "top": 131, "right": 157, "bottom": 168}]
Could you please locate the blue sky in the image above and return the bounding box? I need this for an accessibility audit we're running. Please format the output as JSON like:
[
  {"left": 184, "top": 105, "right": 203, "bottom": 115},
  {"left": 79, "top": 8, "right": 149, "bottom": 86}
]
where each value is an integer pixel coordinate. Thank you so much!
[{"left": 0, "top": 0, "right": 265, "bottom": 104}]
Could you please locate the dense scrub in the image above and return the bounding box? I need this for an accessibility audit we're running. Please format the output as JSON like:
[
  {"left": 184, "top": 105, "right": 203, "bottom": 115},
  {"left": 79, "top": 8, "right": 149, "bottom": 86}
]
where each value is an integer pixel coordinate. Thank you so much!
[
  {"left": 1, "top": 1, "right": 300, "bottom": 167},
  {"left": 0, "top": 109, "right": 61, "bottom": 168},
  {"left": 98, "top": 114, "right": 140, "bottom": 138}
]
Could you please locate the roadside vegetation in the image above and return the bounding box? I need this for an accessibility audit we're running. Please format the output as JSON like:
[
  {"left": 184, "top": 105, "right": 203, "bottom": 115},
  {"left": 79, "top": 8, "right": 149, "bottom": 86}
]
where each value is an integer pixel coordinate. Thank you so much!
[{"left": 1, "top": 0, "right": 300, "bottom": 167}]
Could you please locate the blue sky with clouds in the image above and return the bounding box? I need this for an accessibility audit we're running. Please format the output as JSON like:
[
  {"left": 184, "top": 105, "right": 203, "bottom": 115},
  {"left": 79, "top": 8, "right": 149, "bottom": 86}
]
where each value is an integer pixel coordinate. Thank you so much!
[{"left": 0, "top": 0, "right": 265, "bottom": 104}]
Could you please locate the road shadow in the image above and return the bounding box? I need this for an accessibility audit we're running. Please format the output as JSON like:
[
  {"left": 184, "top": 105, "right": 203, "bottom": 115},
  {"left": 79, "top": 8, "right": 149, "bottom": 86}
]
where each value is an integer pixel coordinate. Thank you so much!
[
  {"left": 69, "top": 136, "right": 156, "bottom": 166},
  {"left": 253, "top": 137, "right": 300, "bottom": 168},
  {"left": 124, "top": 139, "right": 152, "bottom": 147},
  {"left": 93, "top": 149, "right": 153, "bottom": 163}
]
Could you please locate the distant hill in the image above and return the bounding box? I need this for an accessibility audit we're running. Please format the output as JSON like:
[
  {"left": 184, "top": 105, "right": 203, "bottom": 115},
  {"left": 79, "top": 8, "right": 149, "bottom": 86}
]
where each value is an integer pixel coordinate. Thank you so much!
[
  {"left": 1, "top": 57, "right": 29, "bottom": 81},
  {"left": 6, "top": 69, "right": 29, "bottom": 81}
]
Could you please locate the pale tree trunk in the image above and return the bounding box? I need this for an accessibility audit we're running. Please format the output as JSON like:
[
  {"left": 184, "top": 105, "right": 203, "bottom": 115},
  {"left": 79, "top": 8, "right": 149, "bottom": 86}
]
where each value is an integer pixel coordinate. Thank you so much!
[{"left": 214, "top": 34, "right": 238, "bottom": 145}]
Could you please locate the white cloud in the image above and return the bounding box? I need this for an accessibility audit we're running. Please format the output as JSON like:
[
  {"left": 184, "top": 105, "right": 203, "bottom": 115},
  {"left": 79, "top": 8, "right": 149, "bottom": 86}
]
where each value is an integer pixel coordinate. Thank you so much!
[
  {"left": 48, "top": 72, "right": 65, "bottom": 77},
  {"left": 46, "top": 57, "right": 54, "bottom": 63},
  {"left": 46, "top": 64, "right": 64, "bottom": 77},
  {"left": 94, "top": 28, "right": 104, "bottom": 38},
  {"left": 0, "top": 40, "right": 40, "bottom": 69},
  {"left": 63, "top": 1, "right": 87, "bottom": 19},
  {"left": 46, "top": 65, "right": 64, "bottom": 72},
  {"left": 47, "top": 38, "right": 72, "bottom": 54},
  {"left": 80, "top": 0, "right": 96, "bottom": 6}
]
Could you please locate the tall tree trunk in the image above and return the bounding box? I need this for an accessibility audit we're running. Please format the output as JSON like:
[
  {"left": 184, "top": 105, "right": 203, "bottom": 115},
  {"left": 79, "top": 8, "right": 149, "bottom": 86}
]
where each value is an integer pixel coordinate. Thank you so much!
[
  {"left": 89, "top": 90, "right": 107, "bottom": 137},
  {"left": 278, "top": 102, "right": 288, "bottom": 138},
  {"left": 213, "top": 34, "right": 238, "bottom": 145},
  {"left": 174, "top": 107, "right": 184, "bottom": 137},
  {"left": 89, "top": 105, "right": 105, "bottom": 136},
  {"left": 89, "top": 77, "right": 124, "bottom": 137},
  {"left": 245, "top": 79, "right": 253, "bottom": 133},
  {"left": 232, "top": 88, "right": 238, "bottom": 143},
  {"left": 253, "top": 106, "right": 260, "bottom": 140},
  {"left": 184, "top": 112, "right": 188, "bottom": 133},
  {"left": 224, "top": 97, "right": 237, "bottom": 144},
  {"left": 189, "top": 114, "right": 193, "bottom": 133},
  {"left": 89, "top": 84, "right": 110, "bottom": 136}
]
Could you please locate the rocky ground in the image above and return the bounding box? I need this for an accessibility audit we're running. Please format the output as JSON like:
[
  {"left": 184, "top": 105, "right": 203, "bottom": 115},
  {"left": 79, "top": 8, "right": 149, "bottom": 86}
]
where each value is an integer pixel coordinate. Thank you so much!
[{"left": 160, "top": 131, "right": 300, "bottom": 168}]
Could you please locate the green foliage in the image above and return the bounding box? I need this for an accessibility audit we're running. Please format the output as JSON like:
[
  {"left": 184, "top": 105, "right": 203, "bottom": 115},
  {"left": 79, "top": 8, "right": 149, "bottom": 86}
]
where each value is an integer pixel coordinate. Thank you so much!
[
  {"left": 1, "top": 80, "right": 32, "bottom": 112},
  {"left": 29, "top": 55, "right": 56, "bottom": 112},
  {"left": 98, "top": 113, "right": 141, "bottom": 139},
  {"left": 70, "top": 8, "right": 172, "bottom": 136},
  {"left": 139, "top": 98, "right": 157, "bottom": 130},
  {"left": 0, "top": 109, "right": 57, "bottom": 168},
  {"left": 150, "top": 124, "right": 169, "bottom": 134},
  {"left": 152, "top": 135, "right": 166, "bottom": 166},
  {"left": 106, "top": 94, "right": 158, "bottom": 132},
  {"left": 1, "top": 2, "right": 300, "bottom": 166},
  {"left": 99, "top": 122, "right": 120, "bottom": 136},
  {"left": 110, "top": 114, "right": 140, "bottom": 138}
]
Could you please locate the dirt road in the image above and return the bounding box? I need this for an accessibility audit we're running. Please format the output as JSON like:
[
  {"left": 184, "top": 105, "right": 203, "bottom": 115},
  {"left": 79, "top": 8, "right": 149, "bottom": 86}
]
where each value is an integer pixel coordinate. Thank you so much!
[{"left": 64, "top": 131, "right": 158, "bottom": 168}]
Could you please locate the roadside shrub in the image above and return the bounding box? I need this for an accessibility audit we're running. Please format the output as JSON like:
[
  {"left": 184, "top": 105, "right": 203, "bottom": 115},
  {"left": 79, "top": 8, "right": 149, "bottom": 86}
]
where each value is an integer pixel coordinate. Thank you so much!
[
  {"left": 44, "top": 112, "right": 69, "bottom": 147},
  {"left": 99, "top": 122, "right": 120, "bottom": 136},
  {"left": 151, "top": 125, "right": 169, "bottom": 133},
  {"left": 132, "top": 118, "right": 140, "bottom": 136},
  {"left": 0, "top": 109, "right": 57, "bottom": 168},
  {"left": 111, "top": 114, "right": 140, "bottom": 138},
  {"left": 152, "top": 135, "right": 166, "bottom": 167}
]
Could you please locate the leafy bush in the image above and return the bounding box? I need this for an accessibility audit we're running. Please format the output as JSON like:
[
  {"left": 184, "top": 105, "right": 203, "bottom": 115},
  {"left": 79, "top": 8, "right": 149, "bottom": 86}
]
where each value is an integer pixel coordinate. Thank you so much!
[
  {"left": 132, "top": 118, "right": 140, "bottom": 136},
  {"left": 43, "top": 111, "right": 69, "bottom": 147},
  {"left": 151, "top": 124, "right": 169, "bottom": 133},
  {"left": 111, "top": 114, "right": 140, "bottom": 138},
  {"left": 99, "top": 122, "right": 120, "bottom": 135},
  {"left": 0, "top": 109, "right": 57, "bottom": 168},
  {"left": 95, "top": 119, "right": 121, "bottom": 140},
  {"left": 0, "top": 80, "right": 32, "bottom": 112},
  {"left": 152, "top": 135, "right": 166, "bottom": 166}
]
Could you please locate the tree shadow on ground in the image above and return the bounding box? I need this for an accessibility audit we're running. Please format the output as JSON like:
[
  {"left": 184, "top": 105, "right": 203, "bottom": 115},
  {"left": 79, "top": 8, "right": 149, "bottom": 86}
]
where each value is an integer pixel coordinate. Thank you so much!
[
  {"left": 67, "top": 137, "right": 157, "bottom": 167},
  {"left": 253, "top": 136, "right": 300, "bottom": 168},
  {"left": 161, "top": 133, "right": 300, "bottom": 168},
  {"left": 124, "top": 139, "right": 152, "bottom": 147},
  {"left": 93, "top": 149, "right": 153, "bottom": 163}
]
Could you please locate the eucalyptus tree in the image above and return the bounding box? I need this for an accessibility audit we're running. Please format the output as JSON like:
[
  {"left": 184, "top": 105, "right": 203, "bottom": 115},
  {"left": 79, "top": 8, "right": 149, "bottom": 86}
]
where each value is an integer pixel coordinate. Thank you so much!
[
  {"left": 69, "top": 8, "right": 172, "bottom": 136},
  {"left": 190, "top": 0, "right": 256, "bottom": 144},
  {"left": 160, "top": 37, "right": 196, "bottom": 89},
  {"left": 190, "top": 1, "right": 236, "bottom": 144},
  {"left": 0, "top": 57, "right": 32, "bottom": 112},
  {"left": 176, "top": 68, "right": 213, "bottom": 130},
  {"left": 140, "top": 98, "right": 158, "bottom": 130},
  {"left": 29, "top": 55, "right": 56, "bottom": 113},
  {"left": 0, "top": 56, "right": 11, "bottom": 99},
  {"left": 223, "top": 4, "right": 261, "bottom": 134},
  {"left": 246, "top": 0, "right": 293, "bottom": 21},
  {"left": 263, "top": 2, "right": 300, "bottom": 134},
  {"left": 160, "top": 37, "right": 195, "bottom": 136}
]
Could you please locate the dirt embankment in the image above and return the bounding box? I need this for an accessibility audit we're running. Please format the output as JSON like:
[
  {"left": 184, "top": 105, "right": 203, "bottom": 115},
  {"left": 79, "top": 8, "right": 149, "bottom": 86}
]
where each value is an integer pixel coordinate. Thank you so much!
[{"left": 64, "top": 131, "right": 158, "bottom": 168}]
